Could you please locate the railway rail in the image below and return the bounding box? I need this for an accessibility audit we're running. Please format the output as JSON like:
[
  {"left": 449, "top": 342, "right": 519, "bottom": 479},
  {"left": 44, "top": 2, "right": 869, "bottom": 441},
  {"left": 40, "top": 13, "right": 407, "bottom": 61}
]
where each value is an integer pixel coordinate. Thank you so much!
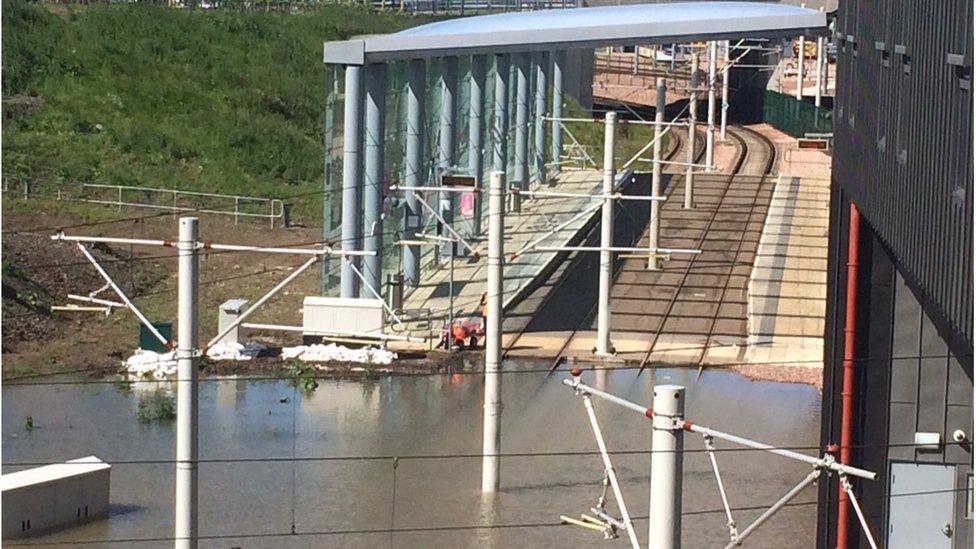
[{"left": 501, "top": 126, "right": 701, "bottom": 367}]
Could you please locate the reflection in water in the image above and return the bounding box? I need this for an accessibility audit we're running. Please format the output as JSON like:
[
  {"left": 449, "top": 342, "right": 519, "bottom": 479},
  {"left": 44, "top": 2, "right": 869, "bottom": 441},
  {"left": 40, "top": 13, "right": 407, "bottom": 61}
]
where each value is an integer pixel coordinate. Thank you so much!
[{"left": 2, "top": 361, "right": 821, "bottom": 548}]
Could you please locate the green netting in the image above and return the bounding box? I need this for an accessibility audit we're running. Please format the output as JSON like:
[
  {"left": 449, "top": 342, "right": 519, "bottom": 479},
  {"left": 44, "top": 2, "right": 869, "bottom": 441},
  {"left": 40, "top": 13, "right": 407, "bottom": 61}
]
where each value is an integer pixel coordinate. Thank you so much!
[{"left": 762, "top": 90, "right": 832, "bottom": 137}]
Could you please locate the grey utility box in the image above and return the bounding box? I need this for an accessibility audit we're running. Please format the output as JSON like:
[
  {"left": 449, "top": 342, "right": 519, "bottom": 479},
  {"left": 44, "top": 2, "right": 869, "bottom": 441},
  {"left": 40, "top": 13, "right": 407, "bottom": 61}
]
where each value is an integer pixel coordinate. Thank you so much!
[
  {"left": 2, "top": 456, "right": 111, "bottom": 539},
  {"left": 217, "top": 299, "right": 249, "bottom": 345}
]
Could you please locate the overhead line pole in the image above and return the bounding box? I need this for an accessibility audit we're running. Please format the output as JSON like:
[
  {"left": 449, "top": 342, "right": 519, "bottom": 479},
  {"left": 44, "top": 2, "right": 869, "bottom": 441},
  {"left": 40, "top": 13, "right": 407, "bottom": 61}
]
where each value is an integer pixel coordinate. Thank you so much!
[
  {"left": 815, "top": 7, "right": 825, "bottom": 109},
  {"left": 648, "top": 77, "right": 665, "bottom": 271},
  {"left": 481, "top": 171, "right": 505, "bottom": 494},
  {"left": 595, "top": 111, "right": 616, "bottom": 356},
  {"left": 174, "top": 217, "right": 199, "bottom": 549},
  {"left": 705, "top": 41, "right": 717, "bottom": 170},
  {"left": 649, "top": 384, "right": 685, "bottom": 549},
  {"left": 720, "top": 40, "right": 730, "bottom": 141},
  {"left": 685, "top": 52, "right": 699, "bottom": 209}
]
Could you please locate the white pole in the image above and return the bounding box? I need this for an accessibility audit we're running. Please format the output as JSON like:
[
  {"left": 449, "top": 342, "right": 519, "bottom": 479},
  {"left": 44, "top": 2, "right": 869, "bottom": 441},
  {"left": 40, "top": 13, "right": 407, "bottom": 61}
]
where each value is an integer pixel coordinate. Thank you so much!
[
  {"left": 648, "top": 78, "right": 665, "bottom": 271},
  {"left": 596, "top": 112, "right": 616, "bottom": 356},
  {"left": 649, "top": 384, "right": 685, "bottom": 549},
  {"left": 706, "top": 41, "right": 717, "bottom": 170},
  {"left": 815, "top": 24, "right": 824, "bottom": 108},
  {"left": 685, "top": 52, "right": 698, "bottom": 209},
  {"left": 720, "top": 40, "right": 730, "bottom": 141},
  {"left": 174, "top": 217, "right": 199, "bottom": 549},
  {"left": 481, "top": 171, "right": 505, "bottom": 494},
  {"left": 797, "top": 34, "right": 806, "bottom": 101}
]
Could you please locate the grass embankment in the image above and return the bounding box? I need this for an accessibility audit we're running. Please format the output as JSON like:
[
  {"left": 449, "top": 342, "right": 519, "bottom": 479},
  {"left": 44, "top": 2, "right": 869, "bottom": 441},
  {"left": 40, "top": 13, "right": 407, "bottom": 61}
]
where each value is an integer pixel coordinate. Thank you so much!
[
  {"left": 2, "top": 1, "right": 429, "bottom": 218},
  {"left": 0, "top": 2, "right": 430, "bottom": 377},
  {"left": 561, "top": 97, "right": 669, "bottom": 169}
]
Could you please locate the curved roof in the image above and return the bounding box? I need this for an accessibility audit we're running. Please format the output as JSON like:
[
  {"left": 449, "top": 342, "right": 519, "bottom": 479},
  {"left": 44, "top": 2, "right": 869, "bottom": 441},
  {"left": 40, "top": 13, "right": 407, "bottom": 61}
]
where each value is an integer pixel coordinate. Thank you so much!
[{"left": 324, "top": 1, "right": 826, "bottom": 64}]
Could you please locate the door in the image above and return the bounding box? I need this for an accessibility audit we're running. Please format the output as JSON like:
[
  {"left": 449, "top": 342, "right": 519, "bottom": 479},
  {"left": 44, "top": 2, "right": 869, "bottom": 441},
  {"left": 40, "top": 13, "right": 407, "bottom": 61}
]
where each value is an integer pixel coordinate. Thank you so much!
[{"left": 888, "top": 462, "right": 956, "bottom": 549}]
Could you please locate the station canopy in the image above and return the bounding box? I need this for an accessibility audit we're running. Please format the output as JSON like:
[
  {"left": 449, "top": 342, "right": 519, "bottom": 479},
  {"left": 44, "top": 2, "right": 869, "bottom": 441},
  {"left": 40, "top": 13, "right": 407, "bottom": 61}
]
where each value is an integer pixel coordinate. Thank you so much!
[{"left": 323, "top": 1, "right": 827, "bottom": 65}]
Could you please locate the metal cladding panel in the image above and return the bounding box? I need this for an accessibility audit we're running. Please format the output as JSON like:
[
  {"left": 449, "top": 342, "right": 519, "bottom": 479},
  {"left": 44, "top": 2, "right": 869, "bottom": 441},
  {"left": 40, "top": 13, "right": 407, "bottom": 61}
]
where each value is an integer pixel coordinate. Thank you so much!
[
  {"left": 832, "top": 0, "right": 973, "bottom": 354},
  {"left": 325, "top": 2, "right": 827, "bottom": 63}
]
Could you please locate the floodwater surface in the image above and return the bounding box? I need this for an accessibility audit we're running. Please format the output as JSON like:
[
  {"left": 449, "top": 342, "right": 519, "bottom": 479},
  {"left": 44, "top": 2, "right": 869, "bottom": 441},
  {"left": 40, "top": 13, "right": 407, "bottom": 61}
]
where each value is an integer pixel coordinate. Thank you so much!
[{"left": 2, "top": 362, "right": 822, "bottom": 548}]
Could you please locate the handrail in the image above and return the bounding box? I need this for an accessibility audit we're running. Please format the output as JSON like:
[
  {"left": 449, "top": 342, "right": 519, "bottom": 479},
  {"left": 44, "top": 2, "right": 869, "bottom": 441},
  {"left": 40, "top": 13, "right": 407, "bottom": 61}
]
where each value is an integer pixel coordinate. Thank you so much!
[{"left": 74, "top": 183, "right": 285, "bottom": 228}]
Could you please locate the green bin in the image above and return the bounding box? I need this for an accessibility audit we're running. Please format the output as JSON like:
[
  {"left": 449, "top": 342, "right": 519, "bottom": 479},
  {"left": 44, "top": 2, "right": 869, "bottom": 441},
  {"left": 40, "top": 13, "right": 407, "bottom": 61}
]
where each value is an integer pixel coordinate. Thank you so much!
[{"left": 139, "top": 322, "right": 173, "bottom": 352}]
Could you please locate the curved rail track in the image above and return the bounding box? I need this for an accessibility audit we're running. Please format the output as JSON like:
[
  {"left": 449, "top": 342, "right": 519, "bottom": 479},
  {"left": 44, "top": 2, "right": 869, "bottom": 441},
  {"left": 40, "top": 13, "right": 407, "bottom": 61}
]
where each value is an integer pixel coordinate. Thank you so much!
[
  {"left": 501, "top": 126, "right": 705, "bottom": 368},
  {"left": 635, "top": 125, "right": 776, "bottom": 372},
  {"left": 502, "top": 123, "right": 777, "bottom": 372}
]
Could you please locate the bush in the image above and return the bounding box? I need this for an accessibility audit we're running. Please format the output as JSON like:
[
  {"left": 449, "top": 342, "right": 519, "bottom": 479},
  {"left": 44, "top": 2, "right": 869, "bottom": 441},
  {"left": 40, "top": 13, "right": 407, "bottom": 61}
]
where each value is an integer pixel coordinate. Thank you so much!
[{"left": 137, "top": 389, "right": 176, "bottom": 423}]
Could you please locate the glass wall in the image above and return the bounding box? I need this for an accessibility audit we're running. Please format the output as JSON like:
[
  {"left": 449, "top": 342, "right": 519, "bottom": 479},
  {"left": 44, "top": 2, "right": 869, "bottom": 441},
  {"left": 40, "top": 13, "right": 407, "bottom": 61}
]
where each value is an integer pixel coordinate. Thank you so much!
[{"left": 323, "top": 53, "right": 556, "bottom": 300}]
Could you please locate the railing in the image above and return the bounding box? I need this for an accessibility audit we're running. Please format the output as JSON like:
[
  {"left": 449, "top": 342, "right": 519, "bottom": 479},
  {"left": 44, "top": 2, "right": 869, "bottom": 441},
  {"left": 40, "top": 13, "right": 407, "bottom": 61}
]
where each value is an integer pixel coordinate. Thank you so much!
[{"left": 75, "top": 183, "right": 285, "bottom": 228}]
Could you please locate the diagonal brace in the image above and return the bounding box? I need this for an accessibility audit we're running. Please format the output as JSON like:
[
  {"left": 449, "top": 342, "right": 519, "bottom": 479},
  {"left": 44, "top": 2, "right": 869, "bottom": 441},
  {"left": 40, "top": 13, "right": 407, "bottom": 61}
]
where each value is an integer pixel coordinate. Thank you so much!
[{"left": 76, "top": 243, "right": 169, "bottom": 347}]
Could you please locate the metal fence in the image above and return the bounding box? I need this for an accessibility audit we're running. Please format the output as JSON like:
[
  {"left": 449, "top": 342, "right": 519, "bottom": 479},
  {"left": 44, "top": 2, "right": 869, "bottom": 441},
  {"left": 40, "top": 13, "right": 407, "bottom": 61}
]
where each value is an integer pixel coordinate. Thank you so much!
[
  {"left": 4, "top": 181, "right": 287, "bottom": 228},
  {"left": 762, "top": 89, "right": 832, "bottom": 137},
  {"left": 77, "top": 184, "right": 286, "bottom": 227}
]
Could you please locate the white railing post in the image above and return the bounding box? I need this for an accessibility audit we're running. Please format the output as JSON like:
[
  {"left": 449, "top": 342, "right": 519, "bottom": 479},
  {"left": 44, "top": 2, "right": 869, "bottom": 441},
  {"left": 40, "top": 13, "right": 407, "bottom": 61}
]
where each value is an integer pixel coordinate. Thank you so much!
[
  {"left": 174, "top": 217, "right": 199, "bottom": 549},
  {"left": 649, "top": 384, "right": 685, "bottom": 549}
]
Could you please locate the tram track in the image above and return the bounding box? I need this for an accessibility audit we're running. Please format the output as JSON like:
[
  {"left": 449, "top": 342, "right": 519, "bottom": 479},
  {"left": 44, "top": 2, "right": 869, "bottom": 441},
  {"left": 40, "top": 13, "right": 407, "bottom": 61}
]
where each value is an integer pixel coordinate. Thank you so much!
[
  {"left": 635, "top": 125, "right": 776, "bottom": 373},
  {"left": 500, "top": 126, "right": 703, "bottom": 369}
]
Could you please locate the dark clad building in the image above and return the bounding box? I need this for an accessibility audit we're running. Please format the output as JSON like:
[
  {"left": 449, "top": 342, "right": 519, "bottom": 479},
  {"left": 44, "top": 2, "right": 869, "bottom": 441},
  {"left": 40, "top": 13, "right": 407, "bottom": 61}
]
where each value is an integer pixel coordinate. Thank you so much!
[{"left": 818, "top": 1, "right": 973, "bottom": 548}]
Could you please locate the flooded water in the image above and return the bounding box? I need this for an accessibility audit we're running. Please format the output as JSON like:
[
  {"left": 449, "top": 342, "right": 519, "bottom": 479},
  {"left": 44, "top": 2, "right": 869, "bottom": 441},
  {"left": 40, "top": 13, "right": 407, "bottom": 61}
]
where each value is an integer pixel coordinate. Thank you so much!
[{"left": 3, "top": 362, "right": 821, "bottom": 548}]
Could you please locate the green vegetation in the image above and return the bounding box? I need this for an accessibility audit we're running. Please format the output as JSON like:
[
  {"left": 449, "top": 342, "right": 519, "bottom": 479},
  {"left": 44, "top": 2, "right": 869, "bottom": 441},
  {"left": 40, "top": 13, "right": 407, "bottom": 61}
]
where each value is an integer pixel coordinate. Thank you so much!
[
  {"left": 24, "top": 415, "right": 34, "bottom": 431},
  {"left": 3, "top": 363, "right": 36, "bottom": 378},
  {"left": 285, "top": 361, "right": 319, "bottom": 394},
  {"left": 137, "top": 389, "right": 177, "bottom": 423},
  {"left": 2, "top": 1, "right": 429, "bottom": 217},
  {"left": 562, "top": 96, "right": 668, "bottom": 168}
]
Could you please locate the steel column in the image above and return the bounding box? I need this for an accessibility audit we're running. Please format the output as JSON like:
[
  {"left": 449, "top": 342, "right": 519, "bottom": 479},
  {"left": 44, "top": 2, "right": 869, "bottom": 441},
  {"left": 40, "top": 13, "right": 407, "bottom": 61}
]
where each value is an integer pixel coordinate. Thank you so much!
[
  {"left": 404, "top": 59, "right": 426, "bottom": 287},
  {"left": 340, "top": 65, "right": 363, "bottom": 298},
  {"left": 438, "top": 56, "right": 459, "bottom": 259},
  {"left": 596, "top": 111, "right": 616, "bottom": 356},
  {"left": 533, "top": 52, "right": 548, "bottom": 186},
  {"left": 481, "top": 170, "right": 506, "bottom": 493},
  {"left": 363, "top": 63, "right": 387, "bottom": 295},
  {"left": 648, "top": 78, "right": 665, "bottom": 270},
  {"left": 469, "top": 55, "right": 486, "bottom": 236},
  {"left": 492, "top": 54, "right": 510, "bottom": 174},
  {"left": 514, "top": 54, "right": 530, "bottom": 190},
  {"left": 648, "top": 385, "right": 685, "bottom": 549},
  {"left": 551, "top": 50, "right": 564, "bottom": 173},
  {"left": 685, "top": 53, "right": 699, "bottom": 209},
  {"left": 174, "top": 217, "right": 199, "bottom": 549}
]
